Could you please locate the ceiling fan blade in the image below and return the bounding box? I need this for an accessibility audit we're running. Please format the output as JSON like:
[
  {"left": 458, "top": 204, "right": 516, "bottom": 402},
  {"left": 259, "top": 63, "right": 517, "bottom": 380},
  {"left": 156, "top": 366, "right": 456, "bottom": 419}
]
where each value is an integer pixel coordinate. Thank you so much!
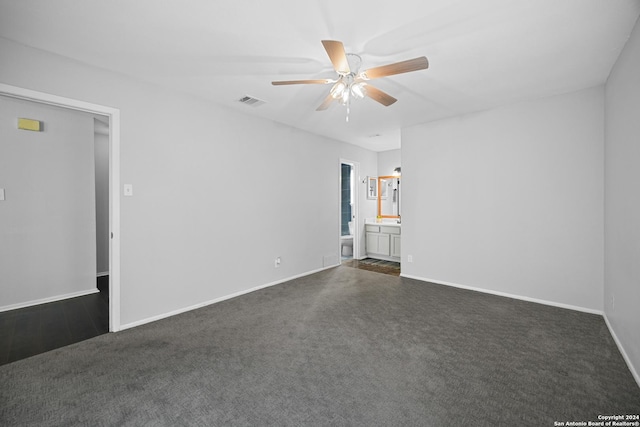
[
  {"left": 316, "top": 93, "right": 334, "bottom": 111},
  {"left": 321, "top": 40, "right": 350, "bottom": 75},
  {"left": 359, "top": 57, "right": 428, "bottom": 80},
  {"left": 365, "top": 85, "right": 397, "bottom": 106},
  {"left": 272, "top": 79, "right": 333, "bottom": 85}
]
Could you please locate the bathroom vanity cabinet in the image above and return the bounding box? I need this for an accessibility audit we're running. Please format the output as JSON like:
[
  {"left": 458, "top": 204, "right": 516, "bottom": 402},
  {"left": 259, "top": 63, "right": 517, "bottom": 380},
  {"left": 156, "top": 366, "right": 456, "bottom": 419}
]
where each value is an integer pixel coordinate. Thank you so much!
[{"left": 365, "top": 224, "right": 401, "bottom": 261}]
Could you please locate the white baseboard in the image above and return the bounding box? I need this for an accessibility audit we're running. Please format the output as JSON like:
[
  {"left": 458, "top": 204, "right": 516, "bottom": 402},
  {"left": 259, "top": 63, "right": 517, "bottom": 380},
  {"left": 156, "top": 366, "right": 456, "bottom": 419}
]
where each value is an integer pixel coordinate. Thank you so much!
[
  {"left": 97, "top": 271, "right": 109, "bottom": 278},
  {"left": 400, "top": 273, "right": 603, "bottom": 315},
  {"left": 603, "top": 314, "right": 640, "bottom": 388},
  {"left": 0, "top": 288, "right": 100, "bottom": 313},
  {"left": 120, "top": 264, "right": 339, "bottom": 331},
  {"left": 117, "top": 267, "right": 639, "bottom": 389}
]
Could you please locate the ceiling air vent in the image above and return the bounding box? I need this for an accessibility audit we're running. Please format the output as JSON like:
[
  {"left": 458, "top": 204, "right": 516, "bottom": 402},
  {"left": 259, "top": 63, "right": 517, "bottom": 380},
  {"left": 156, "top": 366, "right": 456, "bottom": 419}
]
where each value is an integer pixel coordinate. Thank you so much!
[{"left": 238, "top": 95, "right": 266, "bottom": 107}]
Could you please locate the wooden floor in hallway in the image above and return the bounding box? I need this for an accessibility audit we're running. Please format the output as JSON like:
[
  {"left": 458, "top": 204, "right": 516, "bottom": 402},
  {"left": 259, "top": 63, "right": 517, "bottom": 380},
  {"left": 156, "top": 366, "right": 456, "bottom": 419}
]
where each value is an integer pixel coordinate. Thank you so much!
[
  {"left": 0, "top": 276, "right": 109, "bottom": 366},
  {"left": 341, "top": 258, "right": 401, "bottom": 276}
]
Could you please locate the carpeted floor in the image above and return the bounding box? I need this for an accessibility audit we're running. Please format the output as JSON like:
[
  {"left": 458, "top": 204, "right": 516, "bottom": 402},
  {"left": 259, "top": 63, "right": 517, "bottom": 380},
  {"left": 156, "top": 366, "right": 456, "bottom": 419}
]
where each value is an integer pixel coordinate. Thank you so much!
[{"left": 1, "top": 266, "right": 639, "bottom": 426}]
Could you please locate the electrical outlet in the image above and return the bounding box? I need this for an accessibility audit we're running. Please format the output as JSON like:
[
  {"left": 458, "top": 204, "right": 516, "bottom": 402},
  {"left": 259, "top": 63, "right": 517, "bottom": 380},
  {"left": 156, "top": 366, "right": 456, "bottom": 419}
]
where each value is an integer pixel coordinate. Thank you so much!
[
  {"left": 275, "top": 257, "right": 281, "bottom": 268},
  {"left": 407, "top": 255, "right": 413, "bottom": 263}
]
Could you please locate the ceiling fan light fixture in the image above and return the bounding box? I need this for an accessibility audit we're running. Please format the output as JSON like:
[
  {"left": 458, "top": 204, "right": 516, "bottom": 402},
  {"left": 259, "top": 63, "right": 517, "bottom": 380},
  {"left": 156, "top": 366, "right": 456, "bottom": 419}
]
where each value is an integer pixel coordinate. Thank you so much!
[
  {"left": 340, "top": 89, "right": 350, "bottom": 105},
  {"left": 330, "top": 80, "right": 346, "bottom": 99},
  {"left": 351, "top": 82, "right": 366, "bottom": 99}
]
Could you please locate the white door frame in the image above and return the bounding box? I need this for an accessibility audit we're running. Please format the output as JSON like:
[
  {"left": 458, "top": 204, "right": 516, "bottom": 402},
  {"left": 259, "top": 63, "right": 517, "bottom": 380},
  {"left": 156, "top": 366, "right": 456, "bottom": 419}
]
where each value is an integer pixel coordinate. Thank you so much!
[
  {"left": 0, "top": 83, "right": 121, "bottom": 332},
  {"left": 340, "top": 158, "right": 360, "bottom": 261}
]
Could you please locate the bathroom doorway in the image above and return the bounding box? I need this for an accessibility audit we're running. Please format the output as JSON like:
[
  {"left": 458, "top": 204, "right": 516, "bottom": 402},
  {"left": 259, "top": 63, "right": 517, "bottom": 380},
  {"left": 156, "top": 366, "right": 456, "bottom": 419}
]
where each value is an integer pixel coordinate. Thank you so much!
[{"left": 340, "top": 160, "right": 358, "bottom": 262}]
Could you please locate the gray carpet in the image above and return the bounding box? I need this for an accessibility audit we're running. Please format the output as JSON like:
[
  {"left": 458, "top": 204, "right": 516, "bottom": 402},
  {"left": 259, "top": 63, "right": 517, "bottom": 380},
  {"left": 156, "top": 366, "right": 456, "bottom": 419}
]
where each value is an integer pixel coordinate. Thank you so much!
[{"left": 1, "top": 266, "right": 639, "bottom": 426}]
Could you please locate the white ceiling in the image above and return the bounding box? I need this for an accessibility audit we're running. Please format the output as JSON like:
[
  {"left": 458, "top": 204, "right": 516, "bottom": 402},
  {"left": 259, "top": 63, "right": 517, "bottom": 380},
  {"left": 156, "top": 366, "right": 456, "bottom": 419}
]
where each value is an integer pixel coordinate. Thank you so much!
[{"left": 1, "top": 0, "right": 638, "bottom": 151}]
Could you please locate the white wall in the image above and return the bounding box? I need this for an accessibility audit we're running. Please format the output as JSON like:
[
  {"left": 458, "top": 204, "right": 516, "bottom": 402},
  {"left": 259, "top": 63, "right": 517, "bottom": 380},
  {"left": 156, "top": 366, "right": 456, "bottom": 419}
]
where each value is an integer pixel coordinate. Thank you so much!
[
  {"left": 0, "top": 37, "right": 377, "bottom": 326},
  {"left": 377, "top": 149, "right": 401, "bottom": 177},
  {"left": 604, "top": 16, "right": 640, "bottom": 381},
  {"left": 402, "top": 87, "right": 604, "bottom": 311},
  {"left": 0, "top": 96, "right": 97, "bottom": 309}
]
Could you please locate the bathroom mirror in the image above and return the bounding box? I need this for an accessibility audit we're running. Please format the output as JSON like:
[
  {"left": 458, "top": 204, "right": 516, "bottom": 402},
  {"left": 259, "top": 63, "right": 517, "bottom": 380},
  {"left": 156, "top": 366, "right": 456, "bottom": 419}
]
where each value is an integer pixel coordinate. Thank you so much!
[
  {"left": 366, "top": 176, "right": 378, "bottom": 200},
  {"left": 378, "top": 176, "right": 400, "bottom": 218}
]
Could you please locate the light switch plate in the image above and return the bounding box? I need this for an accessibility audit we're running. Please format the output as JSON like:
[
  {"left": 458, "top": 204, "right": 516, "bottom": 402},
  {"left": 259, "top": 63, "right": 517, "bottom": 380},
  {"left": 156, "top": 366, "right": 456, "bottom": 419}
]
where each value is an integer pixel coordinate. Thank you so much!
[
  {"left": 123, "top": 184, "right": 133, "bottom": 197},
  {"left": 0, "top": 188, "right": 5, "bottom": 201}
]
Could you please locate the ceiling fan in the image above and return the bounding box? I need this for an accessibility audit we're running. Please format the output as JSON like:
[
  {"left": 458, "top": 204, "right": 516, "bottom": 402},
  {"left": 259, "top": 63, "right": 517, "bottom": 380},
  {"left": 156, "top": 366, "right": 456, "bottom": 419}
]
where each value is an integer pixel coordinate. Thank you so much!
[{"left": 272, "top": 40, "right": 429, "bottom": 121}]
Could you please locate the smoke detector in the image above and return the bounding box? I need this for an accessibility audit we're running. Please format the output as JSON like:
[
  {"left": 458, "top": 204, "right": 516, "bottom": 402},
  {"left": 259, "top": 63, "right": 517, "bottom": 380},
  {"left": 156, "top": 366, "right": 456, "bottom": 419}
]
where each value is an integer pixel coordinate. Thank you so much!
[{"left": 238, "top": 95, "right": 266, "bottom": 107}]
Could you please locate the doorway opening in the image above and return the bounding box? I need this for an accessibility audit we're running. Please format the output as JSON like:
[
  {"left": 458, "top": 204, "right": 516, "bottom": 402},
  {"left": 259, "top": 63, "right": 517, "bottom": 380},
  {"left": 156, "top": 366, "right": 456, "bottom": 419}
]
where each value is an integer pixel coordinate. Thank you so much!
[
  {"left": 0, "top": 83, "right": 121, "bottom": 334},
  {"left": 340, "top": 160, "right": 358, "bottom": 262}
]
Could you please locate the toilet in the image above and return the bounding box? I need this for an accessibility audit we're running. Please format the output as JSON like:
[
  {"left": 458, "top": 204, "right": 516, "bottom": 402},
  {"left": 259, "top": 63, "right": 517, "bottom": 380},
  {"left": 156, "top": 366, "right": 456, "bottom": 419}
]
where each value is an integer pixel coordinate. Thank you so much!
[{"left": 340, "top": 222, "right": 354, "bottom": 256}]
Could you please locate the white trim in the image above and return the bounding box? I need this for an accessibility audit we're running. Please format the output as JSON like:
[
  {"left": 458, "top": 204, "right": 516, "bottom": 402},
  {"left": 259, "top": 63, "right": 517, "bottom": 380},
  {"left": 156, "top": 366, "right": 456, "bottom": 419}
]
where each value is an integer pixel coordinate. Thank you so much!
[
  {"left": 603, "top": 314, "right": 640, "bottom": 388},
  {"left": 108, "top": 107, "right": 121, "bottom": 332},
  {"left": 400, "top": 273, "right": 603, "bottom": 315},
  {"left": 120, "top": 265, "right": 339, "bottom": 331},
  {"left": 0, "top": 83, "right": 121, "bottom": 332},
  {"left": 0, "top": 288, "right": 99, "bottom": 313}
]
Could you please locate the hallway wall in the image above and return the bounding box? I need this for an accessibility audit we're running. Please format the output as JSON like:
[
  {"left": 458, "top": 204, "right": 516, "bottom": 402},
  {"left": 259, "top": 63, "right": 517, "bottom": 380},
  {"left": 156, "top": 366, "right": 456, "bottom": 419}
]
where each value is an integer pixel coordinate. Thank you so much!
[
  {"left": 94, "top": 120, "right": 109, "bottom": 275},
  {"left": 0, "top": 96, "right": 97, "bottom": 309}
]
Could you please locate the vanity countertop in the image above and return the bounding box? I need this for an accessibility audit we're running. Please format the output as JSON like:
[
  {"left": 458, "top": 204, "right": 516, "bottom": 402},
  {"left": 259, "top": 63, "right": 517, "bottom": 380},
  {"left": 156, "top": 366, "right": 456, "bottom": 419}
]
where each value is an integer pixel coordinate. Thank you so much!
[{"left": 365, "top": 220, "right": 401, "bottom": 227}]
